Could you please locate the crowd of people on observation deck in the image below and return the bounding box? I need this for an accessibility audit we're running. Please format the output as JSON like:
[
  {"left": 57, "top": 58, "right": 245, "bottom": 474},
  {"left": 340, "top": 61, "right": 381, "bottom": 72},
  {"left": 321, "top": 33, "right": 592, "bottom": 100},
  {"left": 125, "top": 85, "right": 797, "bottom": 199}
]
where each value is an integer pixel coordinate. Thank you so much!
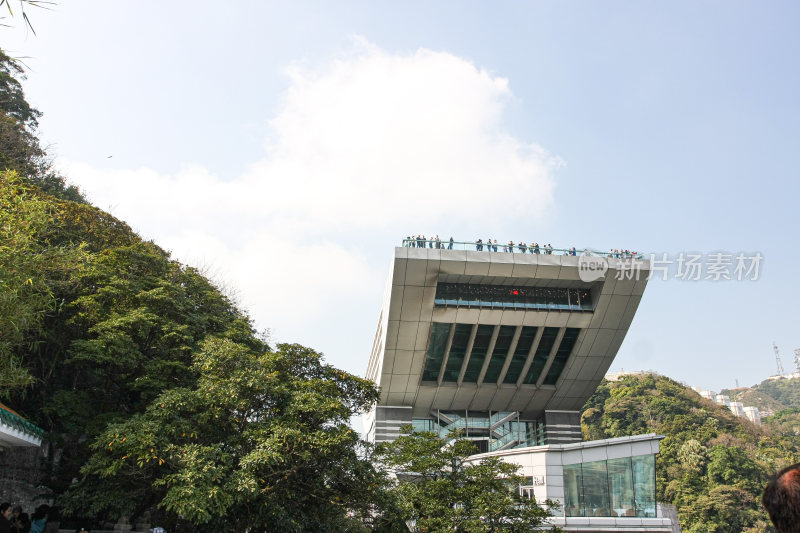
[{"left": 402, "top": 236, "right": 639, "bottom": 259}]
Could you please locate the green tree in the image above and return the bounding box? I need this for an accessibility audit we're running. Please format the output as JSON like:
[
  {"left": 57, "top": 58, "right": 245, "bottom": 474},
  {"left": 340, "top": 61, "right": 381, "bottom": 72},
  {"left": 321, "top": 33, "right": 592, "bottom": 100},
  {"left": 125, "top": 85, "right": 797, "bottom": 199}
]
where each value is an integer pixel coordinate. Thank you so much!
[
  {"left": 680, "top": 485, "right": 768, "bottom": 533},
  {"left": 0, "top": 170, "right": 83, "bottom": 392},
  {"left": 12, "top": 235, "right": 265, "bottom": 497},
  {"left": 77, "top": 340, "right": 385, "bottom": 532},
  {"left": 377, "top": 429, "right": 557, "bottom": 532},
  {"left": 0, "top": 48, "right": 84, "bottom": 201}
]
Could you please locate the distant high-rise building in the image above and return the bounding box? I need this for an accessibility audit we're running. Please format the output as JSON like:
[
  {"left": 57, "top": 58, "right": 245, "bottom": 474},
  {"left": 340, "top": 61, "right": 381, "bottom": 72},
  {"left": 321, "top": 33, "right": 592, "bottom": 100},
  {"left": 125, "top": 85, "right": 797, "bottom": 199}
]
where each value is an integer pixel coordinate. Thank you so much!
[
  {"left": 729, "top": 401, "right": 745, "bottom": 417},
  {"left": 743, "top": 406, "right": 761, "bottom": 426}
]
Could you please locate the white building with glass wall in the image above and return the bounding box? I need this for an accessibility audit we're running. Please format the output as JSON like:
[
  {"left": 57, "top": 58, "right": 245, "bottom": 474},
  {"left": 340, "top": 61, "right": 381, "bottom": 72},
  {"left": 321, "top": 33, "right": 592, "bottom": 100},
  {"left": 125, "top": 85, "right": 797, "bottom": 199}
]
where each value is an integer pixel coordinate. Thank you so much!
[{"left": 364, "top": 240, "right": 677, "bottom": 532}]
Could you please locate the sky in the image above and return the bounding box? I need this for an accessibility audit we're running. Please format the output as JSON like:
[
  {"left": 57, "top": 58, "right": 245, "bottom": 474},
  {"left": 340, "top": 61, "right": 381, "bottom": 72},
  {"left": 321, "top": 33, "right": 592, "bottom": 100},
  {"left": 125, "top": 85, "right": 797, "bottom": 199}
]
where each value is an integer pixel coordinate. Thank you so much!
[{"left": 3, "top": 1, "right": 799, "bottom": 394}]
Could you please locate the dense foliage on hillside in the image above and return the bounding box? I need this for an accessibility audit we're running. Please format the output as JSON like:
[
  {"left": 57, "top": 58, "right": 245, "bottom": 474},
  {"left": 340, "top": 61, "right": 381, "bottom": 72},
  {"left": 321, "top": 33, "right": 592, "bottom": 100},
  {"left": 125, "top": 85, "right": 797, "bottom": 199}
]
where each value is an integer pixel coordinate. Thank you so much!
[
  {"left": 744, "top": 378, "right": 800, "bottom": 411},
  {"left": 581, "top": 374, "right": 800, "bottom": 532}
]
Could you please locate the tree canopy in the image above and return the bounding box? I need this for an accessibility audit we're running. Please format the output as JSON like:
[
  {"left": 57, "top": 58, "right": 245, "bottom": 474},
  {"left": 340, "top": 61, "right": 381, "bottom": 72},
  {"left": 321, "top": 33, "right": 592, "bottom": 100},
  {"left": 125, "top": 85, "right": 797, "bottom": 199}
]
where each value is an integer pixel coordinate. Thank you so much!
[
  {"left": 77, "top": 340, "right": 384, "bottom": 532},
  {"left": 377, "top": 429, "right": 557, "bottom": 533}
]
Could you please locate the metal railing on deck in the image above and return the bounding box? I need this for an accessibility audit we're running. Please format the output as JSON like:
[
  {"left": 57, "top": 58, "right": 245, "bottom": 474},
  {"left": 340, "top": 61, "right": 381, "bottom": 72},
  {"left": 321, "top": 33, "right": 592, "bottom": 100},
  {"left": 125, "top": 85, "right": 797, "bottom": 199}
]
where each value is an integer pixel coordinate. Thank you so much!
[{"left": 401, "top": 238, "right": 644, "bottom": 259}]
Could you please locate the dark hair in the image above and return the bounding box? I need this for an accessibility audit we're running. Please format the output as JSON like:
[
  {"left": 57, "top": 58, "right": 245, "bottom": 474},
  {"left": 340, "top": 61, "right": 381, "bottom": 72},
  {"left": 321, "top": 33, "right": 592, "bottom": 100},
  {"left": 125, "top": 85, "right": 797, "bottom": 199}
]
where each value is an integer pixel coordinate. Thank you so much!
[
  {"left": 31, "top": 504, "right": 49, "bottom": 520},
  {"left": 46, "top": 506, "right": 59, "bottom": 521},
  {"left": 763, "top": 463, "right": 800, "bottom": 533},
  {"left": 0, "top": 503, "right": 10, "bottom": 514}
]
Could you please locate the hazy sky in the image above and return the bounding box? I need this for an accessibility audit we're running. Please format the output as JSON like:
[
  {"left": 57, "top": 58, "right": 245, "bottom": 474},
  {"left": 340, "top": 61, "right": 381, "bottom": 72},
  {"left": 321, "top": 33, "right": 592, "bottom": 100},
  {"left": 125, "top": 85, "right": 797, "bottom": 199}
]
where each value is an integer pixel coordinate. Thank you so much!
[{"left": 5, "top": 1, "right": 799, "bottom": 393}]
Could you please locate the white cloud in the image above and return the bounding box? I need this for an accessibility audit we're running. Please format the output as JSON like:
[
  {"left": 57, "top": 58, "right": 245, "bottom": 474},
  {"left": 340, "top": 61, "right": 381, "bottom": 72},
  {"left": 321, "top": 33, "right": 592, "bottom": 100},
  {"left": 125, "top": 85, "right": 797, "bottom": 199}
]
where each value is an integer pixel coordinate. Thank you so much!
[{"left": 61, "top": 39, "right": 562, "bottom": 371}]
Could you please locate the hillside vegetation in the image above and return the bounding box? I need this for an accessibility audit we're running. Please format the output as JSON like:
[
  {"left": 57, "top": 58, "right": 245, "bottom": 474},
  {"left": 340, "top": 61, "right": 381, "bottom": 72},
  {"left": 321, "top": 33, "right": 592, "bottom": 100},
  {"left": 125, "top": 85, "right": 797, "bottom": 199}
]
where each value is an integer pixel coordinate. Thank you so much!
[
  {"left": 723, "top": 377, "right": 800, "bottom": 414},
  {"left": 582, "top": 374, "right": 800, "bottom": 532}
]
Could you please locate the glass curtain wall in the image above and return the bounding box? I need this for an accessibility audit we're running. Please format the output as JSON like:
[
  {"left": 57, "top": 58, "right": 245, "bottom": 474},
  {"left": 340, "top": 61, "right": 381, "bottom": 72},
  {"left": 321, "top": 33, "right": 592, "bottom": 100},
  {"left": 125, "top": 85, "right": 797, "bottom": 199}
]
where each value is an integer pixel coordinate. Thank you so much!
[{"left": 563, "top": 456, "right": 657, "bottom": 518}]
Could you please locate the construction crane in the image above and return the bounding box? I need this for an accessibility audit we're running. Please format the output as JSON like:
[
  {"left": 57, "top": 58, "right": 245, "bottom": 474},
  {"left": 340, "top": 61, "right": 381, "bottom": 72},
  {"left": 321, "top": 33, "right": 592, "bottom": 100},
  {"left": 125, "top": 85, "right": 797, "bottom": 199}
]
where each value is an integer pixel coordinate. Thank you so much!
[
  {"left": 774, "top": 342, "right": 784, "bottom": 377},
  {"left": 794, "top": 348, "right": 800, "bottom": 374}
]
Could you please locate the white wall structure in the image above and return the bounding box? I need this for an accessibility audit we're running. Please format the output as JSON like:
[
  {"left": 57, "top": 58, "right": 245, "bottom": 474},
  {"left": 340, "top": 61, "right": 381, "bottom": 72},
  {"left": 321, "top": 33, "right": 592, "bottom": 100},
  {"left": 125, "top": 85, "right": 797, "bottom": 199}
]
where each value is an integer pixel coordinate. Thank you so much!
[{"left": 466, "top": 434, "right": 674, "bottom": 532}]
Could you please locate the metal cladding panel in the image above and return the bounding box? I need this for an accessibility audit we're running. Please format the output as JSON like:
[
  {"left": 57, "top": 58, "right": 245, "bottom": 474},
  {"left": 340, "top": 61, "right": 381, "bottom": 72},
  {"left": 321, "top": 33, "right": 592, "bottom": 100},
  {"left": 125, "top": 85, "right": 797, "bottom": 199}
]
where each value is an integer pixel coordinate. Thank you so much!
[
  {"left": 400, "top": 286, "right": 424, "bottom": 322},
  {"left": 450, "top": 386, "right": 478, "bottom": 410},
  {"left": 464, "top": 253, "right": 491, "bottom": 275},
  {"left": 396, "top": 321, "right": 418, "bottom": 351},
  {"left": 612, "top": 277, "right": 637, "bottom": 296},
  {"left": 590, "top": 329, "right": 614, "bottom": 356},
  {"left": 620, "top": 295, "right": 644, "bottom": 328},
  {"left": 500, "top": 310, "right": 526, "bottom": 325},
  {"left": 412, "top": 387, "right": 438, "bottom": 416},
  {"left": 414, "top": 323, "right": 431, "bottom": 351},
  {"left": 525, "top": 388, "right": 556, "bottom": 414},
  {"left": 392, "top": 350, "right": 413, "bottom": 375},
  {"left": 478, "top": 309, "right": 503, "bottom": 324},
  {"left": 390, "top": 374, "right": 410, "bottom": 393},
  {"left": 576, "top": 329, "right": 599, "bottom": 356},
  {"left": 404, "top": 258, "right": 428, "bottom": 286},
  {"left": 439, "top": 255, "right": 467, "bottom": 276},
  {"left": 574, "top": 356, "right": 603, "bottom": 380},
  {"left": 385, "top": 320, "right": 401, "bottom": 350},
  {"left": 388, "top": 286, "right": 404, "bottom": 321},
  {"left": 544, "top": 313, "right": 570, "bottom": 327},
  {"left": 432, "top": 385, "right": 458, "bottom": 410},
  {"left": 506, "top": 388, "right": 537, "bottom": 411},
  {"left": 491, "top": 387, "right": 517, "bottom": 411},
  {"left": 469, "top": 386, "right": 498, "bottom": 411},
  {"left": 392, "top": 258, "right": 408, "bottom": 286},
  {"left": 511, "top": 261, "right": 538, "bottom": 278},
  {"left": 406, "top": 373, "right": 422, "bottom": 393},
  {"left": 423, "top": 258, "right": 441, "bottom": 287},
  {"left": 600, "top": 294, "right": 630, "bottom": 329},
  {"left": 456, "top": 308, "right": 481, "bottom": 323},
  {"left": 432, "top": 307, "right": 458, "bottom": 323},
  {"left": 419, "top": 286, "right": 437, "bottom": 323},
  {"left": 387, "top": 392, "right": 405, "bottom": 404},
  {"left": 566, "top": 313, "right": 593, "bottom": 328}
]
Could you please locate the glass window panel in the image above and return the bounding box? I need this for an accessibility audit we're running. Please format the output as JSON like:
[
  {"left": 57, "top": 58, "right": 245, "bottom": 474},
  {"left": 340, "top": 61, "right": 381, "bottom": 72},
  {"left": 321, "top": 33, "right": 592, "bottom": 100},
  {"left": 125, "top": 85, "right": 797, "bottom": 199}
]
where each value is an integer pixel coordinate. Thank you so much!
[
  {"left": 523, "top": 327, "right": 559, "bottom": 384},
  {"left": 421, "top": 323, "right": 451, "bottom": 381},
  {"left": 503, "top": 326, "right": 538, "bottom": 384},
  {"left": 433, "top": 283, "right": 592, "bottom": 311},
  {"left": 582, "top": 460, "right": 611, "bottom": 516},
  {"left": 543, "top": 328, "right": 581, "bottom": 385},
  {"left": 563, "top": 463, "right": 584, "bottom": 517},
  {"left": 608, "top": 457, "right": 634, "bottom": 517},
  {"left": 411, "top": 418, "right": 435, "bottom": 433},
  {"left": 462, "top": 325, "right": 494, "bottom": 382},
  {"left": 579, "top": 289, "right": 593, "bottom": 310},
  {"left": 442, "top": 324, "right": 473, "bottom": 382},
  {"left": 632, "top": 455, "right": 656, "bottom": 517},
  {"left": 482, "top": 325, "right": 516, "bottom": 383}
]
